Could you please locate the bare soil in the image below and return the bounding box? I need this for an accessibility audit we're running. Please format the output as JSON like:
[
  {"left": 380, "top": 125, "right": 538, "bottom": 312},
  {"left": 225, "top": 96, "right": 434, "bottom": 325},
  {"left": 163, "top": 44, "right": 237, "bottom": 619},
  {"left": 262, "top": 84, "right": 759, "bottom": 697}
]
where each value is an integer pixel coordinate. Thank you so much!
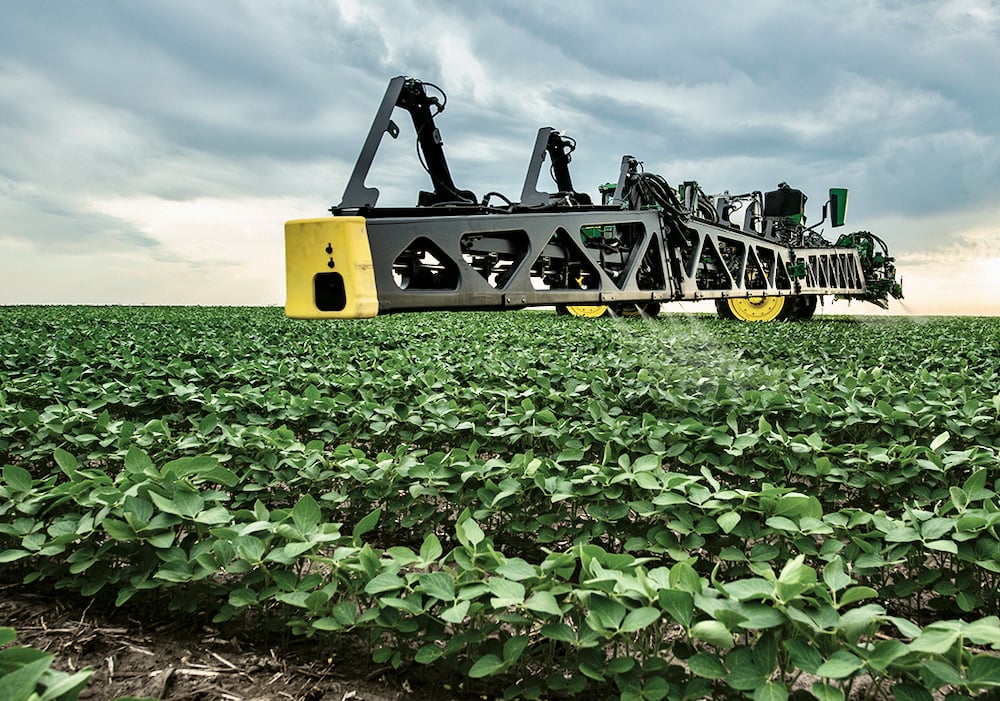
[{"left": 1, "top": 584, "right": 456, "bottom": 701}]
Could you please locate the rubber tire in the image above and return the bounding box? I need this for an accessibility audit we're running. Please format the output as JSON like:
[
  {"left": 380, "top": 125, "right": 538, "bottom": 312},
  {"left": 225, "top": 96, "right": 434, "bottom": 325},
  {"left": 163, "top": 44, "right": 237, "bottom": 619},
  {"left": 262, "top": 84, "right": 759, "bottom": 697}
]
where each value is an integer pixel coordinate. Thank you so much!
[
  {"left": 611, "top": 302, "right": 661, "bottom": 319},
  {"left": 717, "top": 295, "right": 818, "bottom": 321},
  {"left": 715, "top": 299, "right": 737, "bottom": 320},
  {"left": 556, "top": 304, "right": 609, "bottom": 318},
  {"left": 787, "top": 295, "right": 818, "bottom": 321},
  {"left": 719, "top": 296, "right": 788, "bottom": 322}
]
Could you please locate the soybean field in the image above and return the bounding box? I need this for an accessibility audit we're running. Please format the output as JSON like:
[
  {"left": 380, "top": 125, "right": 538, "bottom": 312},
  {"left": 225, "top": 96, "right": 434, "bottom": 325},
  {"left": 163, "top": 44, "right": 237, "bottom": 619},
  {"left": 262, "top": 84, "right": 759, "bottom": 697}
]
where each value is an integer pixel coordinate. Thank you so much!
[{"left": 2, "top": 306, "right": 1000, "bottom": 701}]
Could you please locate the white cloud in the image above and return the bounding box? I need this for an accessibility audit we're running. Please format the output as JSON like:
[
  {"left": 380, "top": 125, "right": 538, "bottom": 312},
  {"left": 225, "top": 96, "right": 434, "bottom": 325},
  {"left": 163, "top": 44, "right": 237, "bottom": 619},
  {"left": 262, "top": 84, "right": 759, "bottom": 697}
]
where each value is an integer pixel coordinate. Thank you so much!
[{"left": 0, "top": 0, "right": 997, "bottom": 314}]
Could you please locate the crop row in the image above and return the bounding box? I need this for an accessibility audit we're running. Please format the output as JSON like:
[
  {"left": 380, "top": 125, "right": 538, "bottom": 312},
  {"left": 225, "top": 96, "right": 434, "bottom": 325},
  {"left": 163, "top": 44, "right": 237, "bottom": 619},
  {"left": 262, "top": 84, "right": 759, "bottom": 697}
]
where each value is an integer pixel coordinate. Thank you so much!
[
  {"left": 4, "top": 445, "right": 1000, "bottom": 700},
  {"left": 1, "top": 307, "right": 999, "bottom": 699}
]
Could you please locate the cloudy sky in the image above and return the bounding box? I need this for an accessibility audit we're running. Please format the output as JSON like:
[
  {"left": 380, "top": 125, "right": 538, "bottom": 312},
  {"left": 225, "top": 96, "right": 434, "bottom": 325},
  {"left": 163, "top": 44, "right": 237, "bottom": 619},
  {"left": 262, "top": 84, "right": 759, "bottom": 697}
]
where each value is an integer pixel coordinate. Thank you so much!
[{"left": 2, "top": 0, "right": 998, "bottom": 315}]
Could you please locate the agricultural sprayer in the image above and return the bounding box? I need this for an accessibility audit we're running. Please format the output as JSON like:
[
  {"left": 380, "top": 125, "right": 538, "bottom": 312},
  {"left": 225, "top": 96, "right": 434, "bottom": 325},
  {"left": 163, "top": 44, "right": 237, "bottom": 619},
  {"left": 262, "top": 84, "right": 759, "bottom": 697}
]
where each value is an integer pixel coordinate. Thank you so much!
[{"left": 285, "top": 76, "right": 903, "bottom": 321}]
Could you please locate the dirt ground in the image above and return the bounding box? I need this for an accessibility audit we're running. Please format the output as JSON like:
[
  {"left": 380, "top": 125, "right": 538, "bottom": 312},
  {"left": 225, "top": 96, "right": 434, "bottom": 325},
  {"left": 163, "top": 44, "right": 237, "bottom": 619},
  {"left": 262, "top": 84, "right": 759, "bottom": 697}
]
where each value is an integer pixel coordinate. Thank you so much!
[{"left": 1, "top": 583, "right": 459, "bottom": 701}]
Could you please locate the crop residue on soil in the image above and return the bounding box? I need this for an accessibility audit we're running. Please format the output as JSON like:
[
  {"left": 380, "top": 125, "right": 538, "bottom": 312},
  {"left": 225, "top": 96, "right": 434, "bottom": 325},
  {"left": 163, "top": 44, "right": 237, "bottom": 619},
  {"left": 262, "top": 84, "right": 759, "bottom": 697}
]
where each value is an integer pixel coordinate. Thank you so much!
[{"left": 0, "top": 585, "right": 441, "bottom": 701}]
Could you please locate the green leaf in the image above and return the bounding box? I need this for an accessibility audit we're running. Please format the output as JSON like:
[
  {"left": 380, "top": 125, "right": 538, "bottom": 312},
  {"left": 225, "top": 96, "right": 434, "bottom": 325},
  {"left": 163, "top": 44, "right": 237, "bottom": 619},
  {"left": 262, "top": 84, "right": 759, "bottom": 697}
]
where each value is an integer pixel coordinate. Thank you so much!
[
  {"left": 908, "top": 626, "right": 960, "bottom": 654},
  {"left": 233, "top": 535, "right": 265, "bottom": 563},
  {"left": 38, "top": 668, "right": 93, "bottom": 701},
  {"left": 962, "top": 469, "right": 988, "bottom": 497},
  {"left": 766, "top": 516, "right": 798, "bottom": 532},
  {"left": 0, "top": 627, "right": 16, "bottom": 645},
  {"left": 371, "top": 647, "right": 394, "bottom": 664},
  {"left": 811, "top": 682, "right": 845, "bottom": 701},
  {"left": 124, "top": 446, "right": 153, "bottom": 473},
  {"left": 414, "top": 644, "right": 443, "bottom": 664},
  {"left": 964, "top": 617, "right": 1000, "bottom": 646},
  {"left": 666, "top": 441, "right": 688, "bottom": 457},
  {"left": 658, "top": 589, "right": 694, "bottom": 627},
  {"left": 540, "top": 622, "right": 576, "bottom": 643},
  {"left": 419, "top": 533, "right": 443, "bottom": 563},
  {"left": 418, "top": 572, "right": 455, "bottom": 602},
  {"left": 753, "top": 682, "right": 788, "bottom": 701},
  {"left": 577, "top": 648, "right": 606, "bottom": 680},
  {"left": 352, "top": 507, "right": 381, "bottom": 543},
  {"left": 557, "top": 447, "right": 585, "bottom": 462},
  {"left": 228, "top": 588, "right": 257, "bottom": 608},
  {"left": 496, "top": 557, "right": 537, "bottom": 581},
  {"left": 776, "top": 555, "right": 817, "bottom": 602},
  {"left": 291, "top": 494, "right": 321, "bottom": 532},
  {"left": 53, "top": 447, "right": 79, "bottom": 475},
  {"left": 365, "top": 572, "right": 406, "bottom": 595},
  {"left": 193, "top": 505, "right": 231, "bottom": 526},
  {"left": 822, "top": 557, "right": 852, "bottom": 593},
  {"left": 723, "top": 578, "right": 773, "bottom": 602},
  {"left": 920, "top": 517, "right": 954, "bottom": 540},
  {"left": 535, "top": 409, "right": 556, "bottom": 423},
  {"left": 503, "top": 635, "right": 528, "bottom": 662},
  {"left": 839, "top": 586, "right": 879, "bottom": 606},
  {"left": 632, "top": 454, "right": 660, "bottom": 471},
  {"left": 458, "top": 517, "right": 485, "bottom": 547},
  {"left": 2, "top": 657, "right": 54, "bottom": 701},
  {"left": 198, "top": 413, "right": 219, "bottom": 434},
  {"left": 123, "top": 495, "right": 154, "bottom": 527},
  {"left": 923, "top": 659, "right": 966, "bottom": 686},
  {"left": 524, "top": 591, "right": 563, "bottom": 617},
  {"left": 718, "top": 511, "right": 741, "bottom": 534},
  {"left": 885, "top": 616, "right": 922, "bottom": 639},
  {"left": 101, "top": 518, "right": 135, "bottom": 540},
  {"left": 588, "top": 596, "right": 626, "bottom": 631},
  {"left": 154, "top": 565, "right": 192, "bottom": 583},
  {"left": 0, "top": 549, "right": 30, "bottom": 563},
  {"left": 148, "top": 491, "right": 181, "bottom": 517},
  {"left": 884, "top": 526, "right": 921, "bottom": 542},
  {"left": 968, "top": 654, "right": 1000, "bottom": 685},
  {"left": 891, "top": 683, "right": 933, "bottom": 701},
  {"left": 730, "top": 603, "right": 786, "bottom": 630},
  {"left": 691, "top": 620, "right": 733, "bottom": 650},
  {"left": 726, "top": 649, "right": 767, "bottom": 690},
  {"left": 925, "top": 539, "right": 957, "bottom": 554},
  {"left": 621, "top": 607, "right": 660, "bottom": 633},
  {"left": 2, "top": 464, "right": 32, "bottom": 493},
  {"left": 668, "top": 562, "right": 702, "bottom": 594},
  {"left": 607, "top": 656, "right": 635, "bottom": 675},
  {"left": 687, "top": 652, "right": 726, "bottom": 679},
  {"left": 440, "top": 600, "right": 470, "bottom": 624},
  {"left": 175, "top": 490, "right": 205, "bottom": 517},
  {"left": 468, "top": 653, "right": 505, "bottom": 678},
  {"left": 311, "top": 617, "right": 344, "bottom": 631},
  {"left": 930, "top": 430, "right": 950, "bottom": 451},
  {"left": 816, "top": 650, "right": 863, "bottom": 679},
  {"left": 489, "top": 577, "right": 525, "bottom": 608},
  {"left": 330, "top": 600, "right": 357, "bottom": 627}
]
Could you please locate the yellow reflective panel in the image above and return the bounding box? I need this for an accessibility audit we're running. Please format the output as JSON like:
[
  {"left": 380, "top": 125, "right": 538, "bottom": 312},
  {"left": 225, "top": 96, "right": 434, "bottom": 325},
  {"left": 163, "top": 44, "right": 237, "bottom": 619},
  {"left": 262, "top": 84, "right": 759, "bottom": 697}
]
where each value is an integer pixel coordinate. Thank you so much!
[{"left": 284, "top": 217, "right": 379, "bottom": 319}]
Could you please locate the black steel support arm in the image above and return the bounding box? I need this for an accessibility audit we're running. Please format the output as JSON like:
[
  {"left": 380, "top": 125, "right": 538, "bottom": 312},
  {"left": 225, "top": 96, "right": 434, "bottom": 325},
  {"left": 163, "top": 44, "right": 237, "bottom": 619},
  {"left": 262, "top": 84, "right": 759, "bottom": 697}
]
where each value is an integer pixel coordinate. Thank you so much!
[{"left": 336, "top": 76, "right": 476, "bottom": 212}]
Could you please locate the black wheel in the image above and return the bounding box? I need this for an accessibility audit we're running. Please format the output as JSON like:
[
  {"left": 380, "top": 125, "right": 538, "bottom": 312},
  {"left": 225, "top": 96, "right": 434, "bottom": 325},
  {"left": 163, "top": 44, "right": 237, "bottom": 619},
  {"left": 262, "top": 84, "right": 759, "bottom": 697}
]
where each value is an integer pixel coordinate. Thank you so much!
[
  {"left": 610, "top": 302, "right": 661, "bottom": 319},
  {"left": 715, "top": 299, "right": 737, "bottom": 320},
  {"left": 716, "top": 295, "right": 818, "bottom": 321},
  {"left": 787, "top": 295, "right": 818, "bottom": 321},
  {"left": 717, "top": 297, "right": 790, "bottom": 321}
]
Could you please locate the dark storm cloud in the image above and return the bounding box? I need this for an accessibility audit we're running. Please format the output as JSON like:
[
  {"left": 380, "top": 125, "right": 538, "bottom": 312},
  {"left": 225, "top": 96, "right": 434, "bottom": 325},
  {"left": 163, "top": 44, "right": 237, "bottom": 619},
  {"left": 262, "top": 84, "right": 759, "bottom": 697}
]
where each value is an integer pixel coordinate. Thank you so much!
[
  {"left": 0, "top": 1, "right": 383, "bottom": 164},
  {"left": 442, "top": 0, "right": 1000, "bottom": 222}
]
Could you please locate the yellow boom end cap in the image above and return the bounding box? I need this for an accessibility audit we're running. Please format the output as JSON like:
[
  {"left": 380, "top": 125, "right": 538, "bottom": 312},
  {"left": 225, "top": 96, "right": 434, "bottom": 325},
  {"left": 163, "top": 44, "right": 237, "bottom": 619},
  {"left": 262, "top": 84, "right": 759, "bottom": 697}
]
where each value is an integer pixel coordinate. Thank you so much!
[{"left": 284, "top": 217, "right": 378, "bottom": 319}]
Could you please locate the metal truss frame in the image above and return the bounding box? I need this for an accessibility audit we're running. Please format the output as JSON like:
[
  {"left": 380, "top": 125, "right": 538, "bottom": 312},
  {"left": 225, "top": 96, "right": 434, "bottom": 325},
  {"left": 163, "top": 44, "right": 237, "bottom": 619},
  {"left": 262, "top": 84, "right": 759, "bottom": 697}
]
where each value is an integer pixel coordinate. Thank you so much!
[{"left": 364, "top": 208, "right": 868, "bottom": 313}]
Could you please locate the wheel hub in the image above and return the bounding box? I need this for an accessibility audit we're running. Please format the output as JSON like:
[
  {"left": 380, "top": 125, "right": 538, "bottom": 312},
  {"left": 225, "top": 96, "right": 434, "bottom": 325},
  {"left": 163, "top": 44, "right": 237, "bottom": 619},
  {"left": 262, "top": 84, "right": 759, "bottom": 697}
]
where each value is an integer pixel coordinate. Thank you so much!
[{"left": 727, "top": 296, "right": 787, "bottom": 322}]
